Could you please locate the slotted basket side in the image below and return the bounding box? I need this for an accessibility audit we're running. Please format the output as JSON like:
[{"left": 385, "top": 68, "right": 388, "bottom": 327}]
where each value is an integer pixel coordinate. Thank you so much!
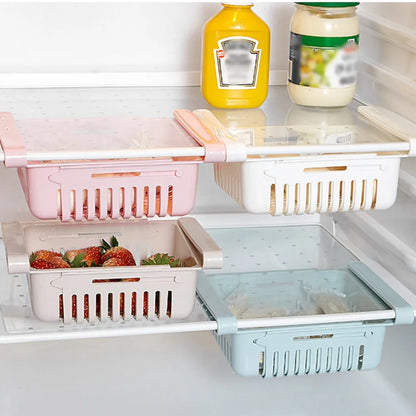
[
  {"left": 214, "top": 157, "right": 400, "bottom": 215},
  {"left": 30, "top": 270, "right": 197, "bottom": 323},
  {"left": 214, "top": 325, "right": 386, "bottom": 378},
  {"left": 19, "top": 162, "right": 199, "bottom": 220}
]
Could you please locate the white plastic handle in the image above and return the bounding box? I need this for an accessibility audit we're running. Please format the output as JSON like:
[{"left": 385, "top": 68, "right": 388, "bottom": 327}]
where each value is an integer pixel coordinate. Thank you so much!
[
  {"left": 178, "top": 217, "right": 223, "bottom": 269},
  {"left": 358, "top": 106, "right": 416, "bottom": 156},
  {"left": 1, "top": 222, "right": 30, "bottom": 274}
]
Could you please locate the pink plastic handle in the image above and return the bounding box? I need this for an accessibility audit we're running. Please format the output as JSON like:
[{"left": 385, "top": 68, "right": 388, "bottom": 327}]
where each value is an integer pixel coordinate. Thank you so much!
[
  {"left": 174, "top": 109, "right": 226, "bottom": 163},
  {"left": 0, "top": 112, "right": 27, "bottom": 167}
]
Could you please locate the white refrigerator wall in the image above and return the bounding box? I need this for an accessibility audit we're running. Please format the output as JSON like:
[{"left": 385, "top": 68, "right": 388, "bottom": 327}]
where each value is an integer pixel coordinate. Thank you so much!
[{"left": 0, "top": 2, "right": 292, "bottom": 86}]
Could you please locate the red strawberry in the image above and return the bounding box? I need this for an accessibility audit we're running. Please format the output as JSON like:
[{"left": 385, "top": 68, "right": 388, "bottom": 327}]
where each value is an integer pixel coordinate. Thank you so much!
[
  {"left": 31, "top": 250, "right": 61, "bottom": 262},
  {"left": 65, "top": 246, "right": 101, "bottom": 267},
  {"left": 30, "top": 251, "right": 70, "bottom": 269},
  {"left": 102, "top": 257, "right": 132, "bottom": 267},
  {"left": 31, "top": 258, "right": 61, "bottom": 269},
  {"left": 100, "top": 236, "right": 136, "bottom": 266}
]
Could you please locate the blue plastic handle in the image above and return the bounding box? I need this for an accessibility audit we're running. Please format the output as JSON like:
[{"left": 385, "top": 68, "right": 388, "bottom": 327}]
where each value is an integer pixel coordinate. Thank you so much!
[{"left": 197, "top": 276, "right": 238, "bottom": 335}]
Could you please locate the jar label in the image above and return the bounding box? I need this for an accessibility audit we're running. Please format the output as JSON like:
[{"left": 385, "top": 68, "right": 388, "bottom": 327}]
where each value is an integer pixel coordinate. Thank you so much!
[
  {"left": 288, "top": 32, "right": 359, "bottom": 89},
  {"left": 214, "top": 37, "right": 261, "bottom": 89}
]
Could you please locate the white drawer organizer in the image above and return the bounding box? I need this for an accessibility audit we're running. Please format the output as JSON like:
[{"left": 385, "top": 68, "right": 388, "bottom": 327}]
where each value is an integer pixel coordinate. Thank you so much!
[
  {"left": 2, "top": 218, "right": 222, "bottom": 324},
  {"left": 175, "top": 106, "right": 416, "bottom": 216}
]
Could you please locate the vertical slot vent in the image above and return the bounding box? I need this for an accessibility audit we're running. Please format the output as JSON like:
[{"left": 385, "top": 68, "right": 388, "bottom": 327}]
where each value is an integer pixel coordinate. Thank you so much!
[
  {"left": 108, "top": 293, "right": 113, "bottom": 319},
  {"left": 371, "top": 179, "right": 378, "bottom": 209},
  {"left": 96, "top": 294, "right": 101, "bottom": 320},
  {"left": 315, "top": 348, "right": 322, "bottom": 373},
  {"left": 360, "top": 180, "right": 366, "bottom": 209},
  {"left": 283, "top": 351, "right": 290, "bottom": 376},
  {"left": 120, "top": 293, "right": 125, "bottom": 319},
  {"left": 167, "top": 185, "right": 174, "bottom": 215},
  {"left": 270, "top": 184, "right": 276, "bottom": 215},
  {"left": 294, "top": 350, "right": 300, "bottom": 375},
  {"left": 132, "top": 187, "right": 138, "bottom": 217},
  {"left": 294, "top": 183, "right": 300, "bottom": 214},
  {"left": 155, "top": 291, "right": 160, "bottom": 317},
  {"left": 143, "top": 187, "right": 149, "bottom": 216},
  {"left": 283, "top": 184, "right": 288, "bottom": 214},
  {"left": 326, "top": 347, "right": 333, "bottom": 372},
  {"left": 336, "top": 347, "right": 343, "bottom": 372},
  {"left": 272, "top": 351, "right": 278, "bottom": 377},
  {"left": 350, "top": 180, "right": 356, "bottom": 210},
  {"left": 143, "top": 292, "right": 149, "bottom": 317},
  {"left": 317, "top": 182, "right": 322, "bottom": 212},
  {"left": 119, "top": 188, "right": 125, "bottom": 217},
  {"left": 167, "top": 291, "right": 172, "bottom": 318},
  {"left": 72, "top": 295, "right": 77, "bottom": 320},
  {"left": 328, "top": 181, "right": 334, "bottom": 212},
  {"left": 347, "top": 346, "right": 354, "bottom": 371},
  {"left": 131, "top": 292, "right": 137, "bottom": 317},
  {"left": 84, "top": 294, "right": 89, "bottom": 320},
  {"left": 155, "top": 186, "right": 161, "bottom": 216},
  {"left": 306, "top": 183, "right": 312, "bottom": 213},
  {"left": 259, "top": 351, "right": 265, "bottom": 376},
  {"left": 358, "top": 345, "right": 365, "bottom": 370},
  {"left": 305, "top": 349, "right": 311, "bottom": 374},
  {"left": 59, "top": 294, "right": 63, "bottom": 320},
  {"left": 339, "top": 181, "right": 344, "bottom": 210}
]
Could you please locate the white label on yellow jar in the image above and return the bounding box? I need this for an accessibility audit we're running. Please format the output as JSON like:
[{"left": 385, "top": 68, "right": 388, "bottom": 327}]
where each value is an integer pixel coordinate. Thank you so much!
[
  {"left": 214, "top": 36, "right": 261, "bottom": 89},
  {"left": 289, "top": 32, "right": 359, "bottom": 89}
]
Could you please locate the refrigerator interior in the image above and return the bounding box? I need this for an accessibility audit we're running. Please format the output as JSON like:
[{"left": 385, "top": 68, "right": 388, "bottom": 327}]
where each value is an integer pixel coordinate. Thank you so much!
[{"left": 0, "top": 2, "right": 415, "bottom": 416}]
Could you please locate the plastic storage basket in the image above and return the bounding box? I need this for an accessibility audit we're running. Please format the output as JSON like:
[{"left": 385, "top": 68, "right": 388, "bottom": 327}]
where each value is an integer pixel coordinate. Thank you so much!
[
  {"left": 2, "top": 217, "right": 222, "bottom": 324},
  {"left": 179, "top": 107, "right": 416, "bottom": 216},
  {"left": 0, "top": 111, "right": 225, "bottom": 221},
  {"left": 197, "top": 262, "right": 414, "bottom": 378}
]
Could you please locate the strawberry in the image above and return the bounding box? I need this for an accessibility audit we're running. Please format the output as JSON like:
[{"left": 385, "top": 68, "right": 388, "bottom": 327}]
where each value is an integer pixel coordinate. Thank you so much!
[
  {"left": 102, "top": 257, "right": 132, "bottom": 267},
  {"left": 30, "top": 251, "right": 70, "bottom": 269},
  {"left": 141, "top": 253, "right": 181, "bottom": 268},
  {"left": 31, "top": 250, "right": 61, "bottom": 262},
  {"left": 31, "top": 258, "right": 62, "bottom": 269},
  {"left": 100, "top": 236, "right": 136, "bottom": 266},
  {"left": 65, "top": 246, "right": 101, "bottom": 267}
]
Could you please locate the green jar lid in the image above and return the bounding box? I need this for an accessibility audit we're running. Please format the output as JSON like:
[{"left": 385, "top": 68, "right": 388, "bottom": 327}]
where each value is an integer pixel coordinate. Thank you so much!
[{"left": 296, "top": 2, "right": 359, "bottom": 7}]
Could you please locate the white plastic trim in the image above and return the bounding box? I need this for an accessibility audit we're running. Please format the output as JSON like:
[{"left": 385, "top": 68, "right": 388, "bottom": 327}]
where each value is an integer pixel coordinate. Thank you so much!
[
  {"left": 0, "top": 69, "right": 288, "bottom": 89},
  {"left": 347, "top": 211, "right": 416, "bottom": 272},
  {"left": 358, "top": 106, "right": 416, "bottom": 156}
]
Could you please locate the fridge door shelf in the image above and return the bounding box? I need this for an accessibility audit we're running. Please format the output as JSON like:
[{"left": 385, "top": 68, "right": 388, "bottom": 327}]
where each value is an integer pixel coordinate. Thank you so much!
[
  {"left": 196, "top": 262, "right": 414, "bottom": 378},
  {"left": 1, "top": 217, "right": 223, "bottom": 324}
]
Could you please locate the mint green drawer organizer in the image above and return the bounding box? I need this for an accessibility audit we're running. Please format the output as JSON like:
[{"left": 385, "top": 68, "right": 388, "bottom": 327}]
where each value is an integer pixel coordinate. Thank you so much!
[{"left": 197, "top": 261, "right": 414, "bottom": 378}]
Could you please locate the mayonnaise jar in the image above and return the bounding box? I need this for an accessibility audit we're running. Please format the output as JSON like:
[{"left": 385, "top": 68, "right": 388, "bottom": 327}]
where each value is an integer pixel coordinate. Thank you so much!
[{"left": 288, "top": 3, "right": 359, "bottom": 107}]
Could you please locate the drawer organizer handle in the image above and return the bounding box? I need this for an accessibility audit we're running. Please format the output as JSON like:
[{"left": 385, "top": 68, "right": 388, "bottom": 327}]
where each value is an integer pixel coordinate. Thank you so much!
[
  {"left": 1, "top": 222, "right": 29, "bottom": 274},
  {"left": 358, "top": 105, "right": 416, "bottom": 156},
  {"left": 0, "top": 112, "right": 27, "bottom": 167},
  {"left": 197, "top": 277, "right": 238, "bottom": 335},
  {"left": 174, "top": 109, "right": 226, "bottom": 163},
  {"left": 178, "top": 217, "right": 223, "bottom": 269},
  {"left": 349, "top": 261, "right": 414, "bottom": 325}
]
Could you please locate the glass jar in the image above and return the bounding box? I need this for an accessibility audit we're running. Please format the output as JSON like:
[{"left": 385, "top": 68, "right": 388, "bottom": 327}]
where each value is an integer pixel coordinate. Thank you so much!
[
  {"left": 201, "top": 2, "right": 270, "bottom": 109},
  {"left": 288, "top": 2, "right": 359, "bottom": 107}
]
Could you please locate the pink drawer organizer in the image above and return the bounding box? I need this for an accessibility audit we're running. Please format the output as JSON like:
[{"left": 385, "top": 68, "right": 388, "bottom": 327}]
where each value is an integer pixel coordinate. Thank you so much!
[{"left": 0, "top": 110, "right": 225, "bottom": 221}]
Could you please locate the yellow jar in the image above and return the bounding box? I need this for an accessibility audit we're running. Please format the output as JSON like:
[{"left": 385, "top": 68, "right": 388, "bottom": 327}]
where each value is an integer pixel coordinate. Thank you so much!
[{"left": 201, "top": 2, "right": 270, "bottom": 109}]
